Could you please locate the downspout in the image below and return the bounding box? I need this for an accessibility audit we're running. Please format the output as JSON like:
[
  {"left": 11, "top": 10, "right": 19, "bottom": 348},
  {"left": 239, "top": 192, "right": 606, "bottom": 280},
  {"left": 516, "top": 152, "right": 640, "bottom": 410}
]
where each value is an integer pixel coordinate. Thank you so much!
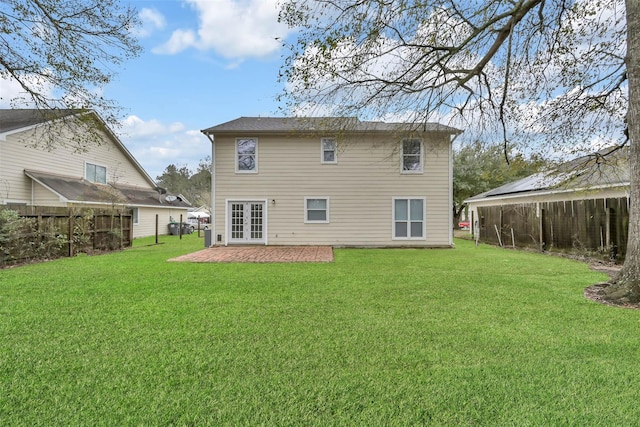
[
  {"left": 204, "top": 132, "right": 216, "bottom": 247},
  {"left": 448, "top": 132, "right": 460, "bottom": 247}
]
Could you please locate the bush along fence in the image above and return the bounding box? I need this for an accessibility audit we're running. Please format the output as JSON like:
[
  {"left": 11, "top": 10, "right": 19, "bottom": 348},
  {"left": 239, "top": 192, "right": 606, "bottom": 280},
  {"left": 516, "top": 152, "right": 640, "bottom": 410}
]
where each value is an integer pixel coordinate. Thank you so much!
[
  {"left": 476, "top": 197, "right": 629, "bottom": 262},
  {"left": 0, "top": 206, "right": 133, "bottom": 267}
]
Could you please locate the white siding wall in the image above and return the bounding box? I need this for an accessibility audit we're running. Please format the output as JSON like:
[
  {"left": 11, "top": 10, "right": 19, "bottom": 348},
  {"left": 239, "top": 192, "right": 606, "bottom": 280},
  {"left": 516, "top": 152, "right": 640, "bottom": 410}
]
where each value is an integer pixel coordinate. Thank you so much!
[
  {"left": 134, "top": 207, "right": 191, "bottom": 238},
  {"left": 213, "top": 132, "right": 453, "bottom": 247}
]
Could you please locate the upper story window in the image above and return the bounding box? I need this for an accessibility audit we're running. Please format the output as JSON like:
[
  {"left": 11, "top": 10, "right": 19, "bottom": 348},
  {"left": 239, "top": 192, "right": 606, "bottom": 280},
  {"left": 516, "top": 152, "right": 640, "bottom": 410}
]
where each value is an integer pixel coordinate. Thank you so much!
[
  {"left": 401, "top": 139, "right": 423, "bottom": 173},
  {"left": 321, "top": 138, "right": 337, "bottom": 164},
  {"left": 236, "top": 138, "right": 258, "bottom": 173},
  {"left": 86, "top": 162, "right": 107, "bottom": 184}
]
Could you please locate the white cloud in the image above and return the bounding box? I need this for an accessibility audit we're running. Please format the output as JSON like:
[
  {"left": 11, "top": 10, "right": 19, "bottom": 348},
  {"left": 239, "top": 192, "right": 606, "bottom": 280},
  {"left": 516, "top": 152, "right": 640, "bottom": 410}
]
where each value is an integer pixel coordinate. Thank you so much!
[
  {"left": 122, "top": 115, "right": 186, "bottom": 137},
  {"left": 154, "top": 29, "right": 197, "bottom": 55},
  {"left": 136, "top": 8, "right": 167, "bottom": 38},
  {"left": 0, "top": 74, "right": 54, "bottom": 108},
  {"left": 119, "top": 115, "right": 209, "bottom": 180},
  {"left": 152, "top": 0, "right": 290, "bottom": 60}
]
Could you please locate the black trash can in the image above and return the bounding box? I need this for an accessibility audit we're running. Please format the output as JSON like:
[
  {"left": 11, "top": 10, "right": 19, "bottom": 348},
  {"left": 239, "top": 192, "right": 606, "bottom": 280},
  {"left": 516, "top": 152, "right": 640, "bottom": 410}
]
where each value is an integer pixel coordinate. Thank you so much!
[
  {"left": 168, "top": 223, "right": 179, "bottom": 235},
  {"left": 204, "top": 229, "right": 212, "bottom": 247},
  {"left": 181, "top": 223, "right": 192, "bottom": 234}
]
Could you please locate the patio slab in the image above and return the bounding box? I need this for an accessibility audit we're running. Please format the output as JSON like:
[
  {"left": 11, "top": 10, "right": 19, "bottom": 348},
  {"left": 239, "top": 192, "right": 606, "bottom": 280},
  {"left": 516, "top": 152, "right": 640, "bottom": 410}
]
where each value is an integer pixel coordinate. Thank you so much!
[{"left": 168, "top": 245, "right": 334, "bottom": 263}]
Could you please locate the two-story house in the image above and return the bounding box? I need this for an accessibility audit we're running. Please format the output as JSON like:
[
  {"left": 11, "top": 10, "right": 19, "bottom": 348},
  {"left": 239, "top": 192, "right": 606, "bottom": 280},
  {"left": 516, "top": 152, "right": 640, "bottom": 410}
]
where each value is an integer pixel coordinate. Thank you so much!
[
  {"left": 201, "top": 117, "right": 461, "bottom": 247},
  {"left": 0, "top": 109, "right": 190, "bottom": 238}
]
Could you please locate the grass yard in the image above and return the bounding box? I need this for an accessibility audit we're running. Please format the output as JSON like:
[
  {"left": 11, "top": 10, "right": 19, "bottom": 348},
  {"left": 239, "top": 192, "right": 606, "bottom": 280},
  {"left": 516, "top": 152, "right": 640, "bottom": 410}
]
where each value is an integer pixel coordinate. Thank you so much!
[{"left": 1, "top": 235, "right": 639, "bottom": 425}]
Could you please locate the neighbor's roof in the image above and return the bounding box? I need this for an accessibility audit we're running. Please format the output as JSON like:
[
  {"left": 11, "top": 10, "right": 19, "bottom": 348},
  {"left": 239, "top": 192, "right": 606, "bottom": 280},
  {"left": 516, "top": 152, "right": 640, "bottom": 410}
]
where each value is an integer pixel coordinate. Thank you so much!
[
  {"left": 0, "top": 109, "right": 80, "bottom": 133},
  {"left": 465, "top": 147, "right": 630, "bottom": 203},
  {"left": 24, "top": 170, "right": 191, "bottom": 208},
  {"left": 202, "top": 116, "right": 461, "bottom": 135}
]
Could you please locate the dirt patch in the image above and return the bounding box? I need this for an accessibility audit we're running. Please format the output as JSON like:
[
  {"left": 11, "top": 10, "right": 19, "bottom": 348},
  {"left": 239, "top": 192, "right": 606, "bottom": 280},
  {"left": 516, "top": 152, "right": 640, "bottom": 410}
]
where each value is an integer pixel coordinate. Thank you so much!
[
  {"left": 584, "top": 264, "right": 640, "bottom": 309},
  {"left": 583, "top": 282, "right": 640, "bottom": 310},
  {"left": 589, "top": 263, "right": 622, "bottom": 280}
]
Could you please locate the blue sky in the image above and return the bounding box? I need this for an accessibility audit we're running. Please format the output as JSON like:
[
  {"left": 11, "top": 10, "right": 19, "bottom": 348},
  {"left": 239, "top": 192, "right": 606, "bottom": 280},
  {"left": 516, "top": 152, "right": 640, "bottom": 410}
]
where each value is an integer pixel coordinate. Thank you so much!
[{"left": 108, "top": 0, "right": 292, "bottom": 179}]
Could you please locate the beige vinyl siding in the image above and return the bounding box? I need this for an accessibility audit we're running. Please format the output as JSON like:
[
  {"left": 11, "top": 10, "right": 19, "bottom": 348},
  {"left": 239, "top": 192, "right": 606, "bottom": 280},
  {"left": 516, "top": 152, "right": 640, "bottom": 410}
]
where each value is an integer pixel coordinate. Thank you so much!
[
  {"left": 214, "top": 132, "right": 452, "bottom": 247},
  {"left": 1, "top": 124, "right": 152, "bottom": 205},
  {"left": 32, "top": 182, "right": 66, "bottom": 206}
]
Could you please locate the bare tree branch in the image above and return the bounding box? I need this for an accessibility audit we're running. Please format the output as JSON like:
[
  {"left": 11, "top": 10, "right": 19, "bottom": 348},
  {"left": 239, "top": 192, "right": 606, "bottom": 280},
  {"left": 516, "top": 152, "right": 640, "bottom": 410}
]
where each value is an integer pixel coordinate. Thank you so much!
[{"left": 0, "top": 0, "right": 141, "bottom": 149}]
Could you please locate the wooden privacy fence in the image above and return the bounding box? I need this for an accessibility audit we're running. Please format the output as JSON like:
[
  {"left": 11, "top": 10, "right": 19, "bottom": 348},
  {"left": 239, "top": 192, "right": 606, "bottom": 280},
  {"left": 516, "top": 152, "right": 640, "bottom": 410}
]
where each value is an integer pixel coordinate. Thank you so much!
[
  {"left": 0, "top": 206, "right": 133, "bottom": 265},
  {"left": 476, "top": 197, "right": 629, "bottom": 261}
]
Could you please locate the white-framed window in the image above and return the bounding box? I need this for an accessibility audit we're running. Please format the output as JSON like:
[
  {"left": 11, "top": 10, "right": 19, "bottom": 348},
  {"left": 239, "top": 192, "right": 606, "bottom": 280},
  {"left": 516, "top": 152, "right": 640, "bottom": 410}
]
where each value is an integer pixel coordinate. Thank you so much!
[
  {"left": 236, "top": 138, "right": 258, "bottom": 173},
  {"left": 86, "top": 162, "right": 107, "bottom": 184},
  {"left": 304, "top": 197, "right": 330, "bottom": 223},
  {"left": 393, "top": 197, "right": 426, "bottom": 239},
  {"left": 132, "top": 208, "right": 139, "bottom": 225},
  {"left": 401, "top": 139, "right": 423, "bottom": 173},
  {"left": 321, "top": 137, "right": 337, "bottom": 164}
]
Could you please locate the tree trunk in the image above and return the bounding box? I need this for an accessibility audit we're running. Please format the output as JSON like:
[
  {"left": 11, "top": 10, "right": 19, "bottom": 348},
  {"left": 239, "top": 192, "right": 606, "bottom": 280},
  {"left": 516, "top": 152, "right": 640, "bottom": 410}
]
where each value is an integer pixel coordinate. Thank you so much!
[
  {"left": 604, "top": 0, "right": 640, "bottom": 303},
  {"left": 453, "top": 205, "right": 463, "bottom": 230}
]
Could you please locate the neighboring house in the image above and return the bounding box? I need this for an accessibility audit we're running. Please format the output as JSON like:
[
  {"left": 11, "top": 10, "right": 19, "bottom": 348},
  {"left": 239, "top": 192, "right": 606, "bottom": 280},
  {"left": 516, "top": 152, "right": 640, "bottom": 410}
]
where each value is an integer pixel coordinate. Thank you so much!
[
  {"left": 201, "top": 117, "right": 461, "bottom": 247},
  {"left": 465, "top": 147, "right": 629, "bottom": 259},
  {"left": 0, "top": 109, "right": 190, "bottom": 238},
  {"left": 187, "top": 205, "right": 211, "bottom": 231},
  {"left": 189, "top": 205, "right": 211, "bottom": 218}
]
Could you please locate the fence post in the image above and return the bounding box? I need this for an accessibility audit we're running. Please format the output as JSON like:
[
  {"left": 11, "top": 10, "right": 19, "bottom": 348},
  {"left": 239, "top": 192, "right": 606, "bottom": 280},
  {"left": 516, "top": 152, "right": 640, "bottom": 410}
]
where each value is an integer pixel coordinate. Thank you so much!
[
  {"left": 539, "top": 205, "right": 544, "bottom": 252},
  {"left": 37, "top": 213, "right": 43, "bottom": 253},
  {"left": 68, "top": 211, "right": 74, "bottom": 257},
  {"left": 155, "top": 214, "right": 159, "bottom": 244},
  {"left": 93, "top": 210, "right": 97, "bottom": 250},
  {"left": 128, "top": 210, "right": 133, "bottom": 247}
]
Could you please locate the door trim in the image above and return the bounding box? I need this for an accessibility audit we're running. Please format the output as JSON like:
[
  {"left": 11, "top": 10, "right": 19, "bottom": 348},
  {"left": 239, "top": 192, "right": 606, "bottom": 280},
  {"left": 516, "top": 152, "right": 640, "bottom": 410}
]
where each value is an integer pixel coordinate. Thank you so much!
[{"left": 225, "top": 199, "right": 268, "bottom": 245}]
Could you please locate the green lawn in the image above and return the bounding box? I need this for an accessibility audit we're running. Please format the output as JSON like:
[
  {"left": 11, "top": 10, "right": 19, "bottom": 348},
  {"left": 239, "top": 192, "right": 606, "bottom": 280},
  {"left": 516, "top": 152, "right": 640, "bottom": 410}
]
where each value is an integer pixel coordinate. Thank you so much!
[{"left": 1, "top": 235, "right": 638, "bottom": 425}]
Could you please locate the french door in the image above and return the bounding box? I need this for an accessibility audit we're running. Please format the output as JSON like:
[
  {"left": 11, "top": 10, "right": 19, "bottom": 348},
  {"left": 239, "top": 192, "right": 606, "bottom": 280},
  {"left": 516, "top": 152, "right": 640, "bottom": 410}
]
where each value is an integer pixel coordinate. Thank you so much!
[{"left": 228, "top": 201, "right": 265, "bottom": 244}]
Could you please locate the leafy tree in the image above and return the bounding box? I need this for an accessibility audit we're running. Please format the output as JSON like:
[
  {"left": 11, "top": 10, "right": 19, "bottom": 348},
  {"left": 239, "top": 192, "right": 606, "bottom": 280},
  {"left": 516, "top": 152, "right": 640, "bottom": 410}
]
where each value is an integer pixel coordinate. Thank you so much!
[
  {"left": 0, "top": 0, "right": 141, "bottom": 148},
  {"left": 453, "top": 142, "right": 548, "bottom": 227},
  {"left": 156, "top": 158, "right": 211, "bottom": 208},
  {"left": 190, "top": 157, "right": 213, "bottom": 208},
  {"left": 278, "top": 0, "right": 640, "bottom": 304}
]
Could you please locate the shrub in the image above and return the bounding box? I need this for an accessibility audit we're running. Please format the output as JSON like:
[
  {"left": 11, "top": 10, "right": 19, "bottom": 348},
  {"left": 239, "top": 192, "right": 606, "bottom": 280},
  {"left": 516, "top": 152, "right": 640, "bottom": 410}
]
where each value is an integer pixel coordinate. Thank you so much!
[{"left": 0, "top": 209, "right": 67, "bottom": 266}]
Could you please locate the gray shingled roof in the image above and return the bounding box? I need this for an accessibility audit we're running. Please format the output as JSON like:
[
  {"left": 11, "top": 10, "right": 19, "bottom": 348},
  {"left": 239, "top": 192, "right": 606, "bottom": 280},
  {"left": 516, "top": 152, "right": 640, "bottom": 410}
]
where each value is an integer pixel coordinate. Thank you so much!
[
  {"left": 466, "top": 147, "right": 629, "bottom": 202},
  {"left": 24, "top": 170, "right": 190, "bottom": 208},
  {"left": 202, "top": 116, "right": 461, "bottom": 134},
  {"left": 0, "top": 109, "right": 80, "bottom": 133}
]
